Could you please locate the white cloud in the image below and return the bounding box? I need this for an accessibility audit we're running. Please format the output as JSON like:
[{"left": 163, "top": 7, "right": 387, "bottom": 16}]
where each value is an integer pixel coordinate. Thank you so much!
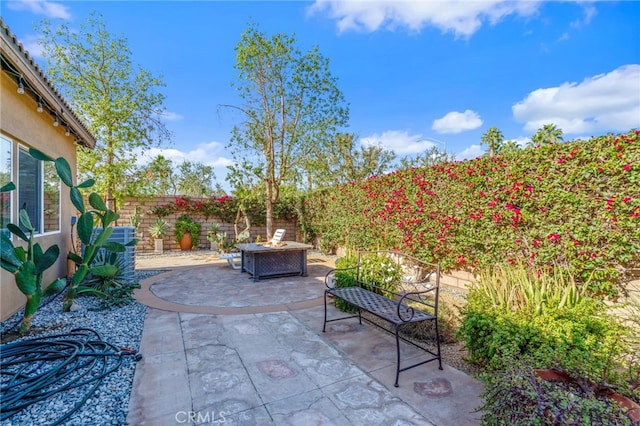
[
  {"left": 133, "top": 141, "right": 235, "bottom": 190},
  {"left": 570, "top": 4, "right": 597, "bottom": 29},
  {"left": 161, "top": 111, "right": 183, "bottom": 122},
  {"left": 457, "top": 144, "right": 484, "bottom": 160},
  {"left": 513, "top": 64, "right": 640, "bottom": 134},
  {"left": 7, "top": 0, "right": 71, "bottom": 19},
  {"left": 432, "top": 109, "right": 483, "bottom": 134},
  {"left": 360, "top": 130, "right": 443, "bottom": 155},
  {"left": 19, "top": 35, "right": 44, "bottom": 58},
  {"left": 136, "top": 141, "right": 233, "bottom": 168},
  {"left": 308, "top": 0, "right": 541, "bottom": 37}
]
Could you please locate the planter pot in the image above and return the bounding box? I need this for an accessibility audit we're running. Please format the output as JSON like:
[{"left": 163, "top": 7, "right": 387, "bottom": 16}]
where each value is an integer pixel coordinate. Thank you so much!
[
  {"left": 154, "top": 238, "right": 164, "bottom": 254},
  {"left": 534, "top": 369, "right": 640, "bottom": 423},
  {"left": 179, "top": 233, "right": 192, "bottom": 251},
  {"left": 209, "top": 241, "right": 218, "bottom": 251}
]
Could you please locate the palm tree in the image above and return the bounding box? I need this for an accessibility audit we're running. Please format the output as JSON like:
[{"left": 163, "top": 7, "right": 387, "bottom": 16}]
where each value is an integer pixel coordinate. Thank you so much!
[
  {"left": 530, "top": 123, "right": 564, "bottom": 147},
  {"left": 501, "top": 140, "right": 521, "bottom": 154},
  {"left": 481, "top": 127, "right": 504, "bottom": 157}
]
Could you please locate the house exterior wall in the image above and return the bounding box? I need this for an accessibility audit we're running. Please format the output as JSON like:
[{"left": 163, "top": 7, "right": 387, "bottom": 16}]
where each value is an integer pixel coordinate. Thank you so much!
[{"left": 1, "top": 72, "right": 78, "bottom": 321}]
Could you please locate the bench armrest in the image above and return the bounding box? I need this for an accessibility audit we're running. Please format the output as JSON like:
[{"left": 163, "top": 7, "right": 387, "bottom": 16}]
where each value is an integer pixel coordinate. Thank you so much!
[
  {"left": 324, "top": 266, "right": 357, "bottom": 289},
  {"left": 396, "top": 287, "right": 436, "bottom": 322}
]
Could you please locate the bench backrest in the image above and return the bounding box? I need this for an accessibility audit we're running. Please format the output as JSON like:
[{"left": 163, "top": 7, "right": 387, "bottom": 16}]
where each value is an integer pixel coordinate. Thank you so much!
[
  {"left": 271, "top": 228, "right": 285, "bottom": 244},
  {"left": 355, "top": 250, "right": 440, "bottom": 312}
]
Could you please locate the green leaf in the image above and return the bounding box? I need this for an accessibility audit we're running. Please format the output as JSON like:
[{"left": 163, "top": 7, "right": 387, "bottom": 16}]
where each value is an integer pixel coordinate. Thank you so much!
[
  {"left": 34, "top": 245, "right": 60, "bottom": 274},
  {"left": 70, "top": 187, "right": 85, "bottom": 212},
  {"left": 6, "top": 224, "right": 28, "bottom": 243},
  {"left": 94, "top": 227, "right": 113, "bottom": 247},
  {"left": 102, "top": 210, "right": 119, "bottom": 226},
  {"left": 0, "top": 234, "right": 21, "bottom": 271},
  {"left": 15, "top": 261, "right": 37, "bottom": 295},
  {"left": 28, "top": 148, "right": 53, "bottom": 162},
  {"left": 89, "top": 264, "right": 118, "bottom": 277},
  {"left": 89, "top": 193, "right": 108, "bottom": 211},
  {"left": 125, "top": 238, "right": 138, "bottom": 247},
  {"left": 18, "top": 209, "right": 34, "bottom": 232},
  {"left": 77, "top": 212, "right": 94, "bottom": 245},
  {"left": 68, "top": 252, "right": 83, "bottom": 265},
  {"left": 75, "top": 286, "right": 106, "bottom": 298},
  {"left": 71, "top": 264, "right": 90, "bottom": 286},
  {"left": 102, "top": 241, "right": 125, "bottom": 252},
  {"left": 44, "top": 277, "right": 67, "bottom": 295},
  {"left": 77, "top": 179, "right": 95, "bottom": 189},
  {"left": 55, "top": 157, "right": 74, "bottom": 187},
  {"left": 0, "top": 182, "right": 16, "bottom": 192}
]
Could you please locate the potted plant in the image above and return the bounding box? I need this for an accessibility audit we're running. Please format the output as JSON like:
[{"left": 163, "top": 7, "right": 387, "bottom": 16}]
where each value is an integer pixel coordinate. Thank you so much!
[
  {"left": 174, "top": 215, "right": 201, "bottom": 251},
  {"left": 149, "top": 218, "right": 168, "bottom": 254},
  {"left": 206, "top": 223, "right": 219, "bottom": 251}
]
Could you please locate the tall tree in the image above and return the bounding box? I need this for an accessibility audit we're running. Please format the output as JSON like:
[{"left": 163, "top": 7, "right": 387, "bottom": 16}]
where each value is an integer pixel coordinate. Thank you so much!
[
  {"left": 529, "top": 123, "right": 564, "bottom": 147},
  {"left": 176, "top": 161, "right": 216, "bottom": 196},
  {"left": 224, "top": 24, "right": 349, "bottom": 238},
  {"left": 501, "top": 140, "right": 521, "bottom": 154},
  {"left": 136, "top": 155, "right": 177, "bottom": 196},
  {"left": 304, "top": 133, "right": 395, "bottom": 188},
  {"left": 37, "top": 12, "right": 171, "bottom": 212},
  {"left": 398, "top": 146, "right": 455, "bottom": 170},
  {"left": 481, "top": 127, "right": 504, "bottom": 157}
]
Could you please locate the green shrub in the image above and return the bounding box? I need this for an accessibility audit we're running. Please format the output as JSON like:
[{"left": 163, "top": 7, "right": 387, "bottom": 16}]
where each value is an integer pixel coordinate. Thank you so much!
[
  {"left": 332, "top": 255, "right": 358, "bottom": 312},
  {"left": 458, "top": 271, "right": 628, "bottom": 384},
  {"left": 480, "top": 360, "right": 633, "bottom": 426},
  {"left": 83, "top": 250, "right": 140, "bottom": 308},
  {"left": 173, "top": 214, "right": 201, "bottom": 247}
]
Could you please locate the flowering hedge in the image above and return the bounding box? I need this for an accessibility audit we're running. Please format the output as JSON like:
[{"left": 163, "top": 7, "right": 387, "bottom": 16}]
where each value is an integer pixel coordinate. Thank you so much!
[
  {"left": 148, "top": 194, "right": 298, "bottom": 225},
  {"left": 307, "top": 130, "right": 640, "bottom": 297}
]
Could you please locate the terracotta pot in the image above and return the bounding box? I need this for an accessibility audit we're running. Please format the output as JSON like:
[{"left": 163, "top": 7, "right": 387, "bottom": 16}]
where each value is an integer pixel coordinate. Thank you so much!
[
  {"left": 534, "top": 369, "right": 640, "bottom": 423},
  {"left": 179, "top": 232, "right": 192, "bottom": 251}
]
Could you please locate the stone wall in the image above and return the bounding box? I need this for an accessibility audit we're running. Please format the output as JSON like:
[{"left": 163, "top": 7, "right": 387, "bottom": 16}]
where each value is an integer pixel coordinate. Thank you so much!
[{"left": 118, "top": 196, "right": 300, "bottom": 253}]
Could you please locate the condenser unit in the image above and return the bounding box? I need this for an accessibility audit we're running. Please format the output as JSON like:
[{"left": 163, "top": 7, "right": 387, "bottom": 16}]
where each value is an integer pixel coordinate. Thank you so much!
[{"left": 86, "top": 226, "right": 136, "bottom": 282}]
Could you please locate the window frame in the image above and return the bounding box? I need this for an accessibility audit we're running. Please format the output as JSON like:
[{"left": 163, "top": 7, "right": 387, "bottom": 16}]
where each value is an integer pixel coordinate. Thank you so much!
[
  {"left": 0, "top": 135, "right": 13, "bottom": 236},
  {"left": 16, "top": 144, "right": 61, "bottom": 236}
]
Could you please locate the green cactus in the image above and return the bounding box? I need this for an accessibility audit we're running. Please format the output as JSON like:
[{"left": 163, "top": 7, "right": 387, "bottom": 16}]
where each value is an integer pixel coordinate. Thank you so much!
[
  {"left": 28, "top": 148, "right": 136, "bottom": 312},
  {"left": 0, "top": 199, "right": 66, "bottom": 333}
]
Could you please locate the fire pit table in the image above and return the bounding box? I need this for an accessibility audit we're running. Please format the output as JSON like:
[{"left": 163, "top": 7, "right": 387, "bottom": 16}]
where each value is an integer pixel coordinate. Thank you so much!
[{"left": 235, "top": 242, "right": 313, "bottom": 282}]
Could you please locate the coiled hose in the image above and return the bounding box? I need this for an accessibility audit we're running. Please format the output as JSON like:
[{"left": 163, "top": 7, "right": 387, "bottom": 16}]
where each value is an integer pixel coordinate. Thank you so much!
[{"left": 1, "top": 328, "right": 141, "bottom": 425}]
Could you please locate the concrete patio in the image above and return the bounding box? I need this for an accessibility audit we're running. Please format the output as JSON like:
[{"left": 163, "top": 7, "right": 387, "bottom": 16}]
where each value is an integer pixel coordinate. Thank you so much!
[{"left": 127, "top": 251, "right": 484, "bottom": 425}]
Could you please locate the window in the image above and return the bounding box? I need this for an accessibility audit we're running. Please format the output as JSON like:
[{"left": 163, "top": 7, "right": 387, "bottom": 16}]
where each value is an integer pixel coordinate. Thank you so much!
[
  {"left": 17, "top": 147, "right": 60, "bottom": 234},
  {"left": 0, "top": 136, "right": 11, "bottom": 233}
]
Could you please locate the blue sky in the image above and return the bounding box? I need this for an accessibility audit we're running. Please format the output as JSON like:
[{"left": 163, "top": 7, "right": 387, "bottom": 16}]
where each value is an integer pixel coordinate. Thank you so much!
[{"left": 3, "top": 0, "right": 639, "bottom": 190}]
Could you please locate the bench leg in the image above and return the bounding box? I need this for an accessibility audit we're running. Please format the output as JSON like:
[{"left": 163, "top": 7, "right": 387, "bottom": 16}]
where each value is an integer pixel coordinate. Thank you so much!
[
  {"left": 323, "top": 291, "right": 328, "bottom": 332},
  {"left": 394, "top": 324, "right": 401, "bottom": 387}
]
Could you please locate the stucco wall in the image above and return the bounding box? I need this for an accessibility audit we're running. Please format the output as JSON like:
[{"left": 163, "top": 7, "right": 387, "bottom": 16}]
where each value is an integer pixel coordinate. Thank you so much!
[{"left": 1, "top": 72, "right": 77, "bottom": 321}]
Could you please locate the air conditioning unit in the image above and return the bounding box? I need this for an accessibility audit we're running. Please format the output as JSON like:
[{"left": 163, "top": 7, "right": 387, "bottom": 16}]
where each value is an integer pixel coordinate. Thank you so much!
[{"left": 87, "top": 226, "right": 136, "bottom": 282}]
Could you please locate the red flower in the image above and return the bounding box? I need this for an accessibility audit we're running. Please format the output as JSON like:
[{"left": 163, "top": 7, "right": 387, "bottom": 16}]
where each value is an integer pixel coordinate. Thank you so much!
[{"left": 547, "top": 233, "right": 560, "bottom": 242}]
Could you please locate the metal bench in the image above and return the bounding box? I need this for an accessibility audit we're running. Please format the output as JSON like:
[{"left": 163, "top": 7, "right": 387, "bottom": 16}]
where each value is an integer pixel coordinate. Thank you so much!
[
  {"left": 323, "top": 250, "right": 442, "bottom": 387},
  {"left": 219, "top": 252, "right": 241, "bottom": 270}
]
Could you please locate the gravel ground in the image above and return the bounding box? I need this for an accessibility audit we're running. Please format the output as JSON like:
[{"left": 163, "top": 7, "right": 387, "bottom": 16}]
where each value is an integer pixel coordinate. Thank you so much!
[{"left": 0, "top": 271, "right": 160, "bottom": 426}]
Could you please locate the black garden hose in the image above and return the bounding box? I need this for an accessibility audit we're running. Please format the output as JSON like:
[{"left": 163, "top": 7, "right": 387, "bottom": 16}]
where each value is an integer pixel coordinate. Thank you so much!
[{"left": 1, "top": 328, "right": 141, "bottom": 425}]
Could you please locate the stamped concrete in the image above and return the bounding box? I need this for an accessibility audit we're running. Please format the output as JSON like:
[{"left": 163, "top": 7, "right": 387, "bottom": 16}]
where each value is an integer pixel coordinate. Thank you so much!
[{"left": 127, "top": 251, "right": 484, "bottom": 425}]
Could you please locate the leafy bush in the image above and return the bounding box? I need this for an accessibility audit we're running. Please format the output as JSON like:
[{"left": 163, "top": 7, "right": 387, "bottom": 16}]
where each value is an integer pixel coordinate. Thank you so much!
[
  {"left": 306, "top": 130, "right": 640, "bottom": 297},
  {"left": 83, "top": 250, "right": 140, "bottom": 308},
  {"left": 173, "top": 214, "right": 201, "bottom": 246},
  {"left": 480, "top": 361, "right": 633, "bottom": 426},
  {"left": 458, "top": 265, "right": 629, "bottom": 383}
]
